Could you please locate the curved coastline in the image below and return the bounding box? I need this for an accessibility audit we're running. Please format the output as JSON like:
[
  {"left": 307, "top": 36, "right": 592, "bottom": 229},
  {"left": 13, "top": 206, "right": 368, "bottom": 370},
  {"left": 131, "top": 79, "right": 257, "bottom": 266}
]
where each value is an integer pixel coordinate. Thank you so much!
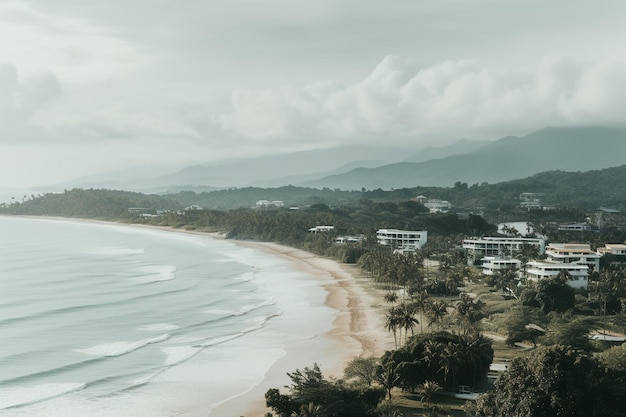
[
  {"left": 212, "top": 240, "right": 394, "bottom": 417},
  {"left": 6, "top": 216, "right": 394, "bottom": 416}
]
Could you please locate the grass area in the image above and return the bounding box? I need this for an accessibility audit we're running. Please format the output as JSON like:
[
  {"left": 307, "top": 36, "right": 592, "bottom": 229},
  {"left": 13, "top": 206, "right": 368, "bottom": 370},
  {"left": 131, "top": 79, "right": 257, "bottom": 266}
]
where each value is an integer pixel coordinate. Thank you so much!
[{"left": 391, "top": 392, "right": 467, "bottom": 417}]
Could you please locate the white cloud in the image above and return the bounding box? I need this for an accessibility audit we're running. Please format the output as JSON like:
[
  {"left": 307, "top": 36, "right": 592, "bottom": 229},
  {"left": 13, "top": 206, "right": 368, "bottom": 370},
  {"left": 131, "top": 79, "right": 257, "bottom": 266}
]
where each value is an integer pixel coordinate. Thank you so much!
[{"left": 216, "top": 55, "right": 626, "bottom": 145}]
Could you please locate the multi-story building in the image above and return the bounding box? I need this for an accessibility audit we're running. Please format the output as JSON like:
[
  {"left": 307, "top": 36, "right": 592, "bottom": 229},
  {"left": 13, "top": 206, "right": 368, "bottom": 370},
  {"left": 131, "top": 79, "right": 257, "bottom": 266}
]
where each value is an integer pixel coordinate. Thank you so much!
[
  {"left": 480, "top": 257, "right": 522, "bottom": 276},
  {"left": 463, "top": 237, "right": 545, "bottom": 265},
  {"left": 376, "top": 229, "right": 427, "bottom": 252},
  {"left": 525, "top": 261, "right": 589, "bottom": 289},
  {"left": 545, "top": 243, "right": 601, "bottom": 272},
  {"left": 598, "top": 243, "right": 626, "bottom": 256}
]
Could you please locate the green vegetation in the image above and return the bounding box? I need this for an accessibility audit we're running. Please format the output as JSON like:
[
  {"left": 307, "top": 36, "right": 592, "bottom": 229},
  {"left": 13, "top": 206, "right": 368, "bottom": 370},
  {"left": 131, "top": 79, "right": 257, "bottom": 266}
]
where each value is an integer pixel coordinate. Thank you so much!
[
  {"left": 466, "top": 345, "right": 626, "bottom": 417},
  {"left": 3, "top": 163, "right": 626, "bottom": 417}
]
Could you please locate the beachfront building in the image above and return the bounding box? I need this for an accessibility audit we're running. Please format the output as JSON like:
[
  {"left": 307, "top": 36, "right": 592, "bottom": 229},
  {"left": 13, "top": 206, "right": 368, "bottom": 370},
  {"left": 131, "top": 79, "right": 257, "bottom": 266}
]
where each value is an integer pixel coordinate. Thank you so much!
[
  {"left": 480, "top": 257, "right": 522, "bottom": 276},
  {"left": 462, "top": 236, "right": 545, "bottom": 265},
  {"left": 525, "top": 261, "right": 589, "bottom": 289},
  {"left": 545, "top": 243, "right": 601, "bottom": 272},
  {"left": 377, "top": 229, "right": 427, "bottom": 252}
]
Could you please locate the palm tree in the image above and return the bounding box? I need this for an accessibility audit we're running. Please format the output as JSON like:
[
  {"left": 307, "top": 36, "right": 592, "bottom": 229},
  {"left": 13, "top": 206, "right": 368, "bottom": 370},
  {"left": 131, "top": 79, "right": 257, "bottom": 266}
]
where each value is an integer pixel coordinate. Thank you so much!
[
  {"left": 398, "top": 302, "right": 419, "bottom": 344},
  {"left": 420, "top": 380, "right": 441, "bottom": 408},
  {"left": 439, "top": 343, "right": 462, "bottom": 390},
  {"left": 291, "top": 402, "right": 321, "bottom": 417},
  {"left": 426, "top": 300, "right": 448, "bottom": 331},
  {"left": 411, "top": 291, "right": 429, "bottom": 333},
  {"left": 422, "top": 339, "right": 443, "bottom": 381},
  {"left": 385, "top": 306, "right": 401, "bottom": 348}
]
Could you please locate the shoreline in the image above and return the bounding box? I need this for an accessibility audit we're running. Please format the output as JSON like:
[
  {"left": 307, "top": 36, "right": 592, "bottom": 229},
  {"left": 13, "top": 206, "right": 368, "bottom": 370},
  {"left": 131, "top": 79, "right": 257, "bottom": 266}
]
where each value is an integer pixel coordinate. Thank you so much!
[
  {"left": 211, "top": 240, "right": 394, "bottom": 417},
  {"left": 6, "top": 217, "right": 394, "bottom": 416}
]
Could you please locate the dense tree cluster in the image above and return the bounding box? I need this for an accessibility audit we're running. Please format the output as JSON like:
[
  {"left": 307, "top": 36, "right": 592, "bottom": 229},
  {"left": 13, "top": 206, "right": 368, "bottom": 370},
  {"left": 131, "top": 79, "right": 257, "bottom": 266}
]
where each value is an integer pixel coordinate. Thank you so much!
[
  {"left": 467, "top": 345, "right": 626, "bottom": 417},
  {"left": 379, "top": 331, "right": 493, "bottom": 393},
  {"left": 264, "top": 364, "right": 385, "bottom": 417}
]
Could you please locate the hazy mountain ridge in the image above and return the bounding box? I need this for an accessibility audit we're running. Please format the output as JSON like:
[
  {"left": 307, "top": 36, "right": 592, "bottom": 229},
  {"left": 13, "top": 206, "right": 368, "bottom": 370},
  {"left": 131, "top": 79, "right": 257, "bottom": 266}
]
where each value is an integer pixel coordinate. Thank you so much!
[
  {"left": 53, "top": 140, "right": 485, "bottom": 191},
  {"left": 300, "top": 127, "right": 626, "bottom": 190}
]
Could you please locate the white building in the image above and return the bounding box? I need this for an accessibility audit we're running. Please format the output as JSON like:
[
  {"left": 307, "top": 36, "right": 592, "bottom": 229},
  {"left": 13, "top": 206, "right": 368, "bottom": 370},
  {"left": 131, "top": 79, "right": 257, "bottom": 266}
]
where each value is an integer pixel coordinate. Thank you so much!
[
  {"left": 480, "top": 257, "right": 522, "bottom": 276},
  {"left": 335, "top": 235, "right": 366, "bottom": 244},
  {"left": 463, "top": 237, "right": 545, "bottom": 265},
  {"left": 557, "top": 223, "right": 592, "bottom": 232},
  {"left": 412, "top": 196, "right": 452, "bottom": 213},
  {"left": 545, "top": 243, "right": 601, "bottom": 272},
  {"left": 424, "top": 199, "right": 452, "bottom": 213},
  {"left": 256, "top": 200, "right": 284, "bottom": 208},
  {"left": 598, "top": 243, "right": 626, "bottom": 256},
  {"left": 525, "top": 261, "right": 589, "bottom": 289},
  {"left": 377, "top": 229, "right": 427, "bottom": 252},
  {"left": 309, "top": 225, "right": 335, "bottom": 233}
]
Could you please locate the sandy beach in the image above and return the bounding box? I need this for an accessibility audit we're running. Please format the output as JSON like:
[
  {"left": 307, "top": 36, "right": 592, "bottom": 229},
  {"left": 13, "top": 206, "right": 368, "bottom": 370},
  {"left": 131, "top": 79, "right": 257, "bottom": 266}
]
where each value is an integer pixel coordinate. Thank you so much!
[
  {"left": 9, "top": 217, "right": 395, "bottom": 417},
  {"left": 208, "top": 238, "right": 395, "bottom": 417}
]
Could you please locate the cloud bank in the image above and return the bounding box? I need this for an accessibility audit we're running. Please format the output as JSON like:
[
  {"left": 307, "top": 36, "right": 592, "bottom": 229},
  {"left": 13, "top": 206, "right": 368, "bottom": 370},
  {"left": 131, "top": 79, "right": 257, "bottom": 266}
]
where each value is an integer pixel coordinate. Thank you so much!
[{"left": 217, "top": 55, "right": 626, "bottom": 146}]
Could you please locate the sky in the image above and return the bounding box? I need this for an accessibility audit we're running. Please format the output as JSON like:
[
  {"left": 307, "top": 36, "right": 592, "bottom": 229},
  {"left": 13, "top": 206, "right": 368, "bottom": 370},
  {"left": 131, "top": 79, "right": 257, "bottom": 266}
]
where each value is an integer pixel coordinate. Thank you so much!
[{"left": 2, "top": 0, "right": 626, "bottom": 188}]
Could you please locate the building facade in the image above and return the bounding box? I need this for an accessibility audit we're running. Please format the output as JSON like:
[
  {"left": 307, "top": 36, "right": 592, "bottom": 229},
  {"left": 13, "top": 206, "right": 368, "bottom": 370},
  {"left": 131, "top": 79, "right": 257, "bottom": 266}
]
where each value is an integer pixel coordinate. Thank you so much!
[
  {"left": 525, "top": 261, "right": 589, "bottom": 289},
  {"left": 463, "top": 236, "right": 545, "bottom": 265},
  {"left": 377, "top": 229, "right": 427, "bottom": 252},
  {"left": 545, "top": 243, "right": 601, "bottom": 272}
]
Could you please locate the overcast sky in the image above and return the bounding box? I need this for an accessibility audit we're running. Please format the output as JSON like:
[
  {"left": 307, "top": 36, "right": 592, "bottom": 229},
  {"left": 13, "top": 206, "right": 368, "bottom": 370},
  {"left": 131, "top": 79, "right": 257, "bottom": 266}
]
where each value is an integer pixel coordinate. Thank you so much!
[{"left": 2, "top": 0, "right": 626, "bottom": 188}]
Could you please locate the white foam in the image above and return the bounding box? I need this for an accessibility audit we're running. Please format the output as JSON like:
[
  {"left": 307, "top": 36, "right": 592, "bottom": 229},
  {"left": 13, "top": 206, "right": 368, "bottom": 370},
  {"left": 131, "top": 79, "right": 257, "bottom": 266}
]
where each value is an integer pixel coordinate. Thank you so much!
[
  {"left": 74, "top": 334, "right": 170, "bottom": 357},
  {"left": 0, "top": 382, "right": 86, "bottom": 409},
  {"left": 203, "top": 308, "right": 236, "bottom": 316},
  {"left": 133, "top": 265, "right": 176, "bottom": 283},
  {"left": 161, "top": 346, "right": 202, "bottom": 366},
  {"left": 138, "top": 323, "right": 180, "bottom": 332}
]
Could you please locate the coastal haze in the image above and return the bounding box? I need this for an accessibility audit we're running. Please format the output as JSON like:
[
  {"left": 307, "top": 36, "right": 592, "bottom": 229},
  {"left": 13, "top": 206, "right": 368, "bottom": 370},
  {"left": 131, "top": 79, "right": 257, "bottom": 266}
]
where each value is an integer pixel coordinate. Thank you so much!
[
  {"left": 3, "top": 1, "right": 626, "bottom": 417},
  {"left": 2, "top": 1, "right": 626, "bottom": 191}
]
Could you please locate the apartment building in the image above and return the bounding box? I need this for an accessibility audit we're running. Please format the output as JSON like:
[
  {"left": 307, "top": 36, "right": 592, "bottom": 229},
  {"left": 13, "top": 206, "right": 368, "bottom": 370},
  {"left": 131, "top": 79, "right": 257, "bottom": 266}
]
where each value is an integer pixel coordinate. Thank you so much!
[
  {"left": 376, "top": 229, "right": 427, "bottom": 252},
  {"left": 545, "top": 243, "right": 601, "bottom": 272},
  {"left": 525, "top": 261, "right": 589, "bottom": 289},
  {"left": 463, "top": 236, "right": 545, "bottom": 265}
]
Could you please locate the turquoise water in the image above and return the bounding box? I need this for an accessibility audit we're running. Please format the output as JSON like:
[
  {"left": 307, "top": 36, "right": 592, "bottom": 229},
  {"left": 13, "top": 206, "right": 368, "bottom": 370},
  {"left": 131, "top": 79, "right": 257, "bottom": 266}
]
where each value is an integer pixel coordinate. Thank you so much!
[{"left": 0, "top": 217, "right": 336, "bottom": 416}]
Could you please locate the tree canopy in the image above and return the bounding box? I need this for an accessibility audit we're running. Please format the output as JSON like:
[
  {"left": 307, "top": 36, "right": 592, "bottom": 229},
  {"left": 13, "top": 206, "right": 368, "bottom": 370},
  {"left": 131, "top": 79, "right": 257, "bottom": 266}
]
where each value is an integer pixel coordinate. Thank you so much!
[{"left": 467, "top": 345, "right": 626, "bottom": 417}]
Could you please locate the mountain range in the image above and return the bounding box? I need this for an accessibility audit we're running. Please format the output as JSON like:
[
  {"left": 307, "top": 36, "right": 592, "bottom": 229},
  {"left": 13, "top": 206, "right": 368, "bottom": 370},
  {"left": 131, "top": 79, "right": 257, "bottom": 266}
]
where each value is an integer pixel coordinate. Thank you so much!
[{"left": 56, "top": 126, "right": 626, "bottom": 192}]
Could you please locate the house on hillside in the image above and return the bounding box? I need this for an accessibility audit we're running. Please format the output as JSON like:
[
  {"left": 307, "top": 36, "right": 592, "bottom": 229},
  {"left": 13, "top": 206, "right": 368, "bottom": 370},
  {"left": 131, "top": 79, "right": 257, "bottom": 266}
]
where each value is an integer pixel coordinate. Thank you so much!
[
  {"left": 309, "top": 225, "right": 335, "bottom": 233},
  {"left": 256, "top": 200, "right": 284, "bottom": 208},
  {"left": 411, "top": 195, "right": 452, "bottom": 213}
]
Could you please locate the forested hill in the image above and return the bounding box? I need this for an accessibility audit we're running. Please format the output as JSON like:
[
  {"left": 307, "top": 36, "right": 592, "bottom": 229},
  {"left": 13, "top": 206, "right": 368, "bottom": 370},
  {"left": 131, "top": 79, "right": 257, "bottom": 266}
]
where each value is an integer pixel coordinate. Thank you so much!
[
  {"left": 166, "top": 164, "right": 626, "bottom": 211},
  {"left": 4, "top": 164, "right": 625, "bottom": 217}
]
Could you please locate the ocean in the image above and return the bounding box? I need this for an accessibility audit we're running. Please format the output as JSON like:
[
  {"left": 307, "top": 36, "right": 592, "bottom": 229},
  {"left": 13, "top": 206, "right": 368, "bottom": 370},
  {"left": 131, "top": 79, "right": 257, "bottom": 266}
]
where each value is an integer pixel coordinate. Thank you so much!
[{"left": 0, "top": 217, "right": 339, "bottom": 417}]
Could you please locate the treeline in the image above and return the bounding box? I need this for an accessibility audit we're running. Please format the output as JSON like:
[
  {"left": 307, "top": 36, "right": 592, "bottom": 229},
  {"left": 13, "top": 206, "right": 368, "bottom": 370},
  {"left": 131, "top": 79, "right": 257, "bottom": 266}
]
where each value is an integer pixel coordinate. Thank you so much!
[{"left": 162, "top": 165, "right": 626, "bottom": 212}]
